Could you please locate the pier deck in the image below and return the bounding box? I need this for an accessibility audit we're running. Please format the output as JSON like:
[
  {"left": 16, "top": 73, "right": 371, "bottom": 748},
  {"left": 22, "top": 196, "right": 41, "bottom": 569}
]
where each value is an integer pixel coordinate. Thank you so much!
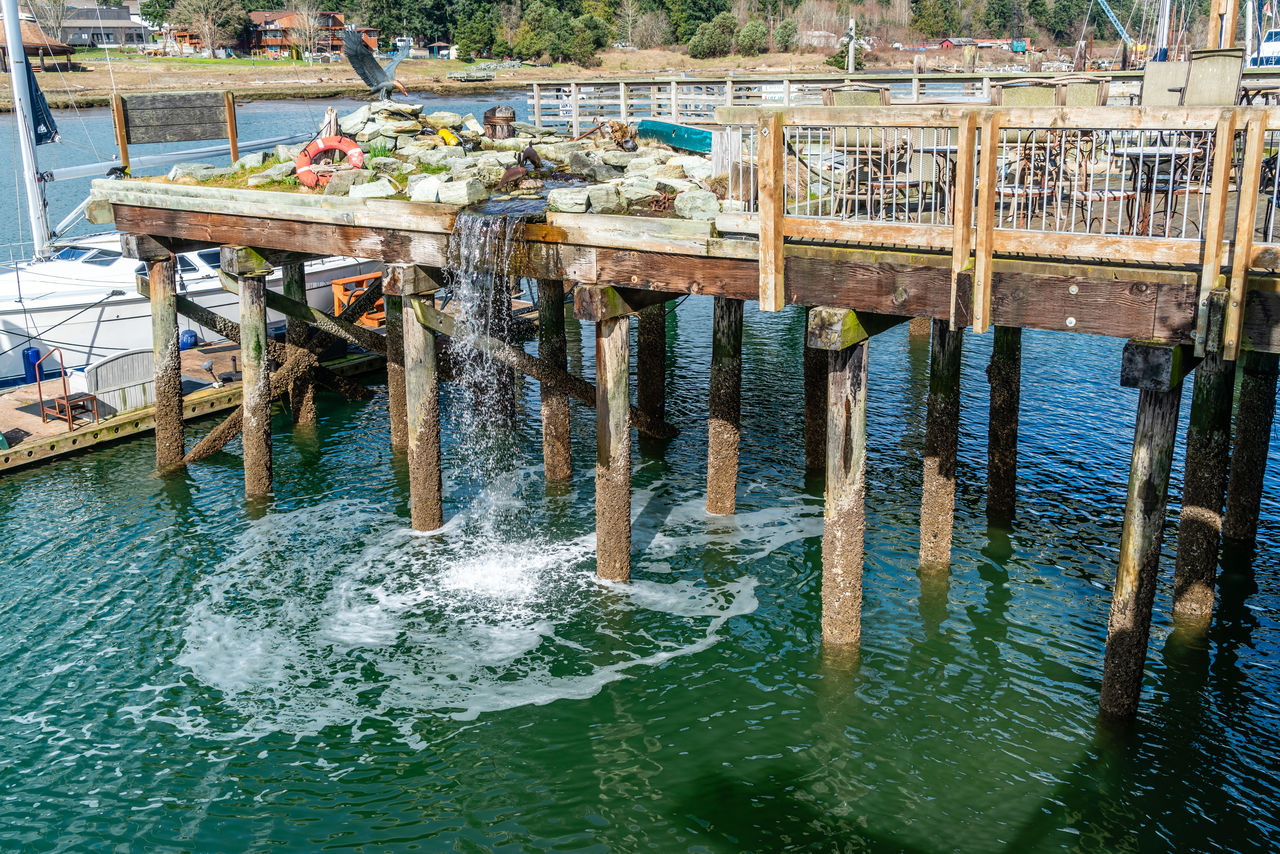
[{"left": 76, "top": 101, "right": 1280, "bottom": 720}]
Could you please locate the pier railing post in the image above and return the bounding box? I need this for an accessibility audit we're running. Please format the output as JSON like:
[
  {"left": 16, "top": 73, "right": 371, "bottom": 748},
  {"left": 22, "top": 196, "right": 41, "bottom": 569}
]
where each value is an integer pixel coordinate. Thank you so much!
[
  {"left": 539, "top": 279, "right": 572, "bottom": 482},
  {"left": 129, "top": 237, "right": 184, "bottom": 470},
  {"left": 1101, "top": 341, "right": 1193, "bottom": 717},
  {"left": 224, "top": 246, "right": 273, "bottom": 498},
  {"left": 281, "top": 261, "right": 317, "bottom": 427},
  {"left": 637, "top": 303, "right": 667, "bottom": 432},
  {"left": 920, "top": 319, "right": 963, "bottom": 568},
  {"left": 986, "top": 326, "right": 1021, "bottom": 524},
  {"left": 1223, "top": 350, "right": 1280, "bottom": 548},
  {"left": 707, "top": 296, "right": 743, "bottom": 515},
  {"left": 1172, "top": 350, "right": 1234, "bottom": 624},
  {"left": 404, "top": 292, "right": 444, "bottom": 531},
  {"left": 596, "top": 314, "right": 632, "bottom": 581}
]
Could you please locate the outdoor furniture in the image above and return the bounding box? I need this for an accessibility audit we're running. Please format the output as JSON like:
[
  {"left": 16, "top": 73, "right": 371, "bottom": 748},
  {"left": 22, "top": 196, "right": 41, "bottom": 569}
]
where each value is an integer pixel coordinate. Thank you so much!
[
  {"left": 833, "top": 134, "right": 921, "bottom": 220},
  {"left": 1137, "top": 61, "right": 1190, "bottom": 106},
  {"left": 821, "top": 83, "right": 891, "bottom": 107},
  {"left": 1183, "top": 48, "right": 1245, "bottom": 106},
  {"left": 1111, "top": 141, "right": 1205, "bottom": 235}
]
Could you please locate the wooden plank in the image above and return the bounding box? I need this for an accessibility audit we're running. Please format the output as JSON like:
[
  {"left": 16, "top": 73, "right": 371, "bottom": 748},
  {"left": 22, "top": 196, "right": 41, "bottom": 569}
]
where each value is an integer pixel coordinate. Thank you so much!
[
  {"left": 972, "top": 112, "right": 1001, "bottom": 333},
  {"left": 1120, "top": 341, "right": 1198, "bottom": 391},
  {"left": 717, "top": 104, "right": 1256, "bottom": 131},
  {"left": 1196, "top": 110, "right": 1240, "bottom": 355},
  {"left": 122, "top": 90, "right": 228, "bottom": 110},
  {"left": 573, "top": 285, "right": 682, "bottom": 321},
  {"left": 783, "top": 218, "right": 953, "bottom": 250},
  {"left": 990, "top": 269, "right": 1197, "bottom": 341},
  {"left": 950, "top": 112, "right": 978, "bottom": 329},
  {"left": 225, "top": 91, "right": 239, "bottom": 163},
  {"left": 757, "top": 110, "right": 786, "bottom": 311},
  {"left": 1225, "top": 113, "right": 1269, "bottom": 360},
  {"left": 111, "top": 94, "right": 130, "bottom": 174},
  {"left": 126, "top": 121, "right": 233, "bottom": 145},
  {"left": 805, "top": 307, "right": 909, "bottom": 349}
]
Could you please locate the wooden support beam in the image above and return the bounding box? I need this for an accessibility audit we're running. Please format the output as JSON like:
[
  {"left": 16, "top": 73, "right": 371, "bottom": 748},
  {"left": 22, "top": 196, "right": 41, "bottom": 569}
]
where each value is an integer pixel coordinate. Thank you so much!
[
  {"left": 148, "top": 252, "right": 184, "bottom": 470},
  {"left": 907, "top": 316, "right": 932, "bottom": 337},
  {"left": 221, "top": 245, "right": 273, "bottom": 278},
  {"left": 1173, "top": 349, "right": 1234, "bottom": 625},
  {"left": 411, "top": 299, "right": 679, "bottom": 440},
  {"left": 805, "top": 307, "right": 908, "bottom": 350},
  {"left": 804, "top": 309, "right": 827, "bottom": 474},
  {"left": 757, "top": 110, "right": 786, "bottom": 312},
  {"left": 239, "top": 270, "right": 272, "bottom": 498},
  {"left": 219, "top": 271, "right": 387, "bottom": 355},
  {"left": 972, "top": 112, "right": 1002, "bottom": 334},
  {"left": 636, "top": 303, "right": 667, "bottom": 433},
  {"left": 1224, "top": 114, "right": 1269, "bottom": 360},
  {"left": 706, "top": 296, "right": 743, "bottom": 515},
  {"left": 383, "top": 264, "right": 436, "bottom": 451},
  {"left": 822, "top": 338, "right": 869, "bottom": 646},
  {"left": 1223, "top": 350, "right": 1280, "bottom": 547},
  {"left": 986, "top": 326, "right": 1021, "bottom": 524},
  {"left": 281, "top": 262, "right": 316, "bottom": 427},
  {"left": 403, "top": 294, "right": 443, "bottom": 531},
  {"left": 1120, "top": 340, "right": 1199, "bottom": 391},
  {"left": 539, "top": 280, "right": 572, "bottom": 482},
  {"left": 919, "top": 319, "right": 963, "bottom": 569},
  {"left": 1196, "top": 110, "right": 1239, "bottom": 355},
  {"left": 574, "top": 284, "right": 683, "bottom": 322},
  {"left": 1101, "top": 381, "right": 1183, "bottom": 718},
  {"left": 596, "top": 315, "right": 632, "bottom": 581}
]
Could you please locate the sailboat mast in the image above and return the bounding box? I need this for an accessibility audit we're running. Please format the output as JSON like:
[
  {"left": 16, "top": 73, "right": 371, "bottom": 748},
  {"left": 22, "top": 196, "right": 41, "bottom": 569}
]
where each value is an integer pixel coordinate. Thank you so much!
[
  {"left": 2, "top": 0, "right": 53, "bottom": 260},
  {"left": 1154, "top": 0, "right": 1172, "bottom": 60}
]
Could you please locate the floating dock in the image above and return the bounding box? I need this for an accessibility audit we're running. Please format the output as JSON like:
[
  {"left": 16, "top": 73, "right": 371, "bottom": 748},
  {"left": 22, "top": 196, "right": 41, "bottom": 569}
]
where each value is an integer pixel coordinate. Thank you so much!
[{"left": 70, "top": 99, "right": 1280, "bottom": 723}]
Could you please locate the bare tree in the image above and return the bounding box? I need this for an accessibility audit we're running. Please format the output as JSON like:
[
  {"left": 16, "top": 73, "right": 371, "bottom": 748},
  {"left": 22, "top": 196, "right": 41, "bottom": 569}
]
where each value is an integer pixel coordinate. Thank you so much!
[
  {"left": 25, "top": 0, "right": 73, "bottom": 43},
  {"left": 633, "top": 10, "right": 671, "bottom": 48},
  {"left": 618, "top": 0, "right": 640, "bottom": 44},
  {"left": 169, "top": 0, "right": 247, "bottom": 54},
  {"left": 286, "top": 0, "right": 322, "bottom": 61},
  {"left": 498, "top": 0, "right": 522, "bottom": 42}
]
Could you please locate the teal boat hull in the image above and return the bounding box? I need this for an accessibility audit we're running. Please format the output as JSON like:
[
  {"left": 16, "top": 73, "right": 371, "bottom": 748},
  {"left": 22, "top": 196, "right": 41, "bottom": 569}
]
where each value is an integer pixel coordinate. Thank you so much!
[{"left": 636, "top": 120, "right": 713, "bottom": 155}]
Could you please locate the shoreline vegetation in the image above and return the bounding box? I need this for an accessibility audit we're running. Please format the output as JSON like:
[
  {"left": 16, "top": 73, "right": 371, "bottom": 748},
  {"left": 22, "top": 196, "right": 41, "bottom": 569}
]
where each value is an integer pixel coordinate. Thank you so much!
[{"left": 0, "top": 45, "right": 1053, "bottom": 112}]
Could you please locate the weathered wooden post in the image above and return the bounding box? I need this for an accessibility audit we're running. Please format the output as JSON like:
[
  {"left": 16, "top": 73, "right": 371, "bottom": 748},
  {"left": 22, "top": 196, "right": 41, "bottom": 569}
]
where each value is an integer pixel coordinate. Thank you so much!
[
  {"left": 986, "top": 326, "right": 1021, "bottom": 524},
  {"left": 1100, "top": 342, "right": 1193, "bottom": 718},
  {"left": 281, "top": 262, "right": 316, "bottom": 426},
  {"left": 804, "top": 307, "right": 827, "bottom": 474},
  {"left": 809, "top": 308, "right": 905, "bottom": 645},
  {"left": 385, "top": 293, "right": 407, "bottom": 450},
  {"left": 596, "top": 314, "right": 632, "bottom": 580},
  {"left": 1223, "top": 351, "right": 1280, "bottom": 548},
  {"left": 224, "top": 246, "right": 273, "bottom": 497},
  {"left": 125, "top": 235, "right": 184, "bottom": 470},
  {"left": 403, "top": 293, "right": 443, "bottom": 531},
  {"left": 1172, "top": 350, "right": 1234, "bottom": 624},
  {"left": 637, "top": 303, "right": 667, "bottom": 431},
  {"left": 919, "top": 319, "right": 963, "bottom": 568},
  {"left": 539, "top": 279, "right": 572, "bottom": 482},
  {"left": 907, "top": 316, "right": 931, "bottom": 338},
  {"left": 707, "top": 296, "right": 743, "bottom": 514}
]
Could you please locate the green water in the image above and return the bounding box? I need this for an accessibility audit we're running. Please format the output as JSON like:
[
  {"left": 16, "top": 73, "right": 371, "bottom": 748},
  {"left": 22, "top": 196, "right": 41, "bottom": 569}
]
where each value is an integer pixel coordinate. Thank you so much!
[{"left": 1, "top": 299, "right": 1278, "bottom": 852}]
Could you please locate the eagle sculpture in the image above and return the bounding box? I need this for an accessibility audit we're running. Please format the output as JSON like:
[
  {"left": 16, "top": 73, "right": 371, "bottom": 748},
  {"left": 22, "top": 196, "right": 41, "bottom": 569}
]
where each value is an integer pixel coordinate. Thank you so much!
[{"left": 343, "top": 28, "right": 408, "bottom": 99}]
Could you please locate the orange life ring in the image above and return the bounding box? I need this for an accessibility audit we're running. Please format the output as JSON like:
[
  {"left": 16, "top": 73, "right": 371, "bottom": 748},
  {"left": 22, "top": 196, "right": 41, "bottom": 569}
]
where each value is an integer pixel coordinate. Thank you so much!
[{"left": 295, "top": 136, "right": 365, "bottom": 188}]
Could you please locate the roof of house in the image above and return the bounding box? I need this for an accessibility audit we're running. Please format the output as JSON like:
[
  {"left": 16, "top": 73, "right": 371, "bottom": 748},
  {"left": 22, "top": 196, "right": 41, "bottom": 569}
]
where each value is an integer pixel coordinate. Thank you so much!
[{"left": 0, "top": 15, "right": 74, "bottom": 55}]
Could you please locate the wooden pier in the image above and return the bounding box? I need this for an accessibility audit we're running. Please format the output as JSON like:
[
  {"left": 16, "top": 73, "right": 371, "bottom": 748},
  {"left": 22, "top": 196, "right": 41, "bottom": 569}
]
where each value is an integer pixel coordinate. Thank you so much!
[{"left": 78, "top": 100, "right": 1280, "bottom": 720}]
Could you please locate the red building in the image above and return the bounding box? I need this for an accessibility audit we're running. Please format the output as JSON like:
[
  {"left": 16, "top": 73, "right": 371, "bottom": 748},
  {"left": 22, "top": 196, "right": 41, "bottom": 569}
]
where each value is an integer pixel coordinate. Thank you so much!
[{"left": 242, "top": 11, "right": 378, "bottom": 58}]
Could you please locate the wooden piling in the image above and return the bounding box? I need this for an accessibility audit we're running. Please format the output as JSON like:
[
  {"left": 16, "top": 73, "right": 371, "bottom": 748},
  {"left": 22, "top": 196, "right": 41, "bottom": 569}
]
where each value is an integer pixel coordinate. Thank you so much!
[
  {"left": 148, "top": 252, "right": 184, "bottom": 470},
  {"left": 281, "top": 262, "right": 316, "bottom": 426},
  {"left": 1172, "top": 351, "right": 1234, "bottom": 624},
  {"left": 236, "top": 266, "right": 272, "bottom": 497},
  {"left": 385, "top": 294, "right": 408, "bottom": 450},
  {"left": 1100, "top": 386, "right": 1183, "bottom": 718},
  {"left": 823, "top": 339, "right": 869, "bottom": 646},
  {"left": 1223, "top": 351, "right": 1280, "bottom": 547},
  {"left": 596, "top": 315, "right": 631, "bottom": 581},
  {"left": 637, "top": 303, "right": 667, "bottom": 429},
  {"left": 804, "top": 308, "right": 827, "bottom": 474},
  {"left": 538, "top": 279, "right": 572, "bottom": 482},
  {"left": 907, "top": 316, "right": 932, "bottom": 338},
  {"left": 986, "top": 326, "right": 1021, "bottom": 524},
  {"left": 919, "top": 319, "right": 963, "bottom": 568},
  {"left": 403, "top": 294, "right": 443, "bottom": 531},
  {"left": 707, "top": 296, "right": 743, "bottom": 515}
]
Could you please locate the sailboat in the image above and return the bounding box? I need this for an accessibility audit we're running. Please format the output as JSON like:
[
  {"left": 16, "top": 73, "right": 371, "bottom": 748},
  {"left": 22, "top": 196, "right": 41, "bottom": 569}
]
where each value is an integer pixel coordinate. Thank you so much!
[{"left": 0, "top": 5, "right": 373, "bottom": 387}]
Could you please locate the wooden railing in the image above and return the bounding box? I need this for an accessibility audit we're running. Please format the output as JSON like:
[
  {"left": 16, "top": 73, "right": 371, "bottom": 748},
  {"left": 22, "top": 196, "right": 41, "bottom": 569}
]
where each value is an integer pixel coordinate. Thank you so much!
[
  {"left": 714, "top": 104, "right": 1280, "bottom": 360},
  {"left": 527, "top": 68, "right": 1280, "bottom": 134}
]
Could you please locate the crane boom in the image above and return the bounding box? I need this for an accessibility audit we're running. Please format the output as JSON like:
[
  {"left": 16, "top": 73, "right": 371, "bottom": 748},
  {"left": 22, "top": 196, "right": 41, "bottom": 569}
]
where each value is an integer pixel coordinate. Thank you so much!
[{"left": 1096, "top": 0, "right": 1136, "bottom": 46}]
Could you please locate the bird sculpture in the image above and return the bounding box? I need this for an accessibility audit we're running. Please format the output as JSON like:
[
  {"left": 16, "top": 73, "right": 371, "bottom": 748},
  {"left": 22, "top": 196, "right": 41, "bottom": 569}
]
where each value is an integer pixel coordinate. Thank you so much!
[{"left": 343, "top": 28, "right": 408, "bottom": 99}]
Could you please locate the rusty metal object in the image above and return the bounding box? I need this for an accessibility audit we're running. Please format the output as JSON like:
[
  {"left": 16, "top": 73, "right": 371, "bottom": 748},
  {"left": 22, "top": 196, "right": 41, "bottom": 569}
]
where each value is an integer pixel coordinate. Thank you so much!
[
  {"left": 650, "top": 192, "right": 675, "bottom": 213},
  {"left": 484, "top": 105, "right": 516, "bottom": 139}
]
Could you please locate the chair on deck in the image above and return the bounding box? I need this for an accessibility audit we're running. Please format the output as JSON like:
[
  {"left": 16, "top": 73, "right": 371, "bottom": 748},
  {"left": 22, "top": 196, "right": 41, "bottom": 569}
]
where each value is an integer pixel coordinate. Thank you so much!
[
  {"left": 832, "top": 132, "right": 921, "bottom": 220},
  {"left": 990, "top": 81, "right": 1059, "bottom": 228},
  {"left": 1182, "top": 48, "right": 1245, "bottom": 106},
  {"left": 821, "top": 83, "right": 892, "bottom": 106},
  {"left": 1058, "top": 75, "right": 1111, "bottom": 106},
  {"left": 1137, "top": 61, "right": 1190, "bottom": 106}
]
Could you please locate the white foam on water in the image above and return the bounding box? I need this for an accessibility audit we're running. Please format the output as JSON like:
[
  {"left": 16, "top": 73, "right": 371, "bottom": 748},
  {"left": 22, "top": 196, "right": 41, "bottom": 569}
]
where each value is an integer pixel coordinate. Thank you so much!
[{"left": 163, "top": 488, "right": 767, "bottom": 742}]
